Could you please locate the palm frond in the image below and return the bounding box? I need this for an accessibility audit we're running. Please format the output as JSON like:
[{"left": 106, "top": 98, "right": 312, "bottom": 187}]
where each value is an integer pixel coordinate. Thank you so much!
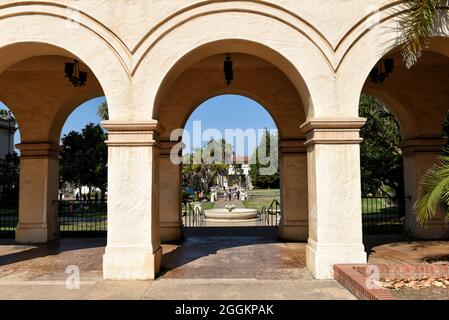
[
  {"left": 416, "top": 154, "right": 449, "bottom": 224},
  {"left": 401, "top": 0, "right": 447, "bottom": 68}
]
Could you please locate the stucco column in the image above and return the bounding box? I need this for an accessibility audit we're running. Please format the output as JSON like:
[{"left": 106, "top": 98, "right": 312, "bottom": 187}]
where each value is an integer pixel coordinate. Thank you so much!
[
  {"left": 403, "top": 138, "right": 449, "bottom": 239},
  {"left": 279, "top": 139, "right": 308, "bottom": 241},
  {"left": 15, "top": 142, "right": 60, "bottom": 243},
  {"left": 159, "top": 141, "right": 182, "bottom": 243},
  {"left": 102, "top": 121, "right": 162, "bottom": 280},
  {"left": 301, "top": 118, "right": 367, "bottom": 279}
]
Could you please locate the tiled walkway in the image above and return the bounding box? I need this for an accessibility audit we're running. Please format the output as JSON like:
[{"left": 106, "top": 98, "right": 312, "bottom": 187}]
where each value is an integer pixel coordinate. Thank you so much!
[
  {"left": 1, "top": 233, "right": 446, "bottom": 300},
  {"left": 0, "top": 234, "right": 355, "bottom": 300}
]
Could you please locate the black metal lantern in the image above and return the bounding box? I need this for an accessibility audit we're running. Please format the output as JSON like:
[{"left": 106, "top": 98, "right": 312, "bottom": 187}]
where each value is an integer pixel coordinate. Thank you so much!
[
  {"left": 369, "top": 58, "right": 394, "bottom": 84},
  {"left": 64, "top": 59, "right": 87, "bottom": 87},
  {"left": 224, "top": 53, "right": 233, "bottom": 85}
]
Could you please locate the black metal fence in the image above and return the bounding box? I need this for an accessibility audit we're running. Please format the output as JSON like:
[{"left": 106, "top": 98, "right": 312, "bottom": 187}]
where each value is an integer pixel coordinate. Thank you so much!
[
  {"left": 260, "top": 199, "right": 281, "bottom": 226},
  {"left": 0, "top": 199, "right": 18, "bottom": 238},
  {"left": 0, "top": 197, "right": 405, "bottom": 237},
  {"left": 362, "top": 196, "right": 405, "bottom": 234},
  {"left": 58, "top": 200, "right": 107, "bottom": 237},
  {"left": 0, "top": 200, "right": 107, "bottom": 238},
  {"left": 181, "top": 202, "right": 206, "bottom": 227}
]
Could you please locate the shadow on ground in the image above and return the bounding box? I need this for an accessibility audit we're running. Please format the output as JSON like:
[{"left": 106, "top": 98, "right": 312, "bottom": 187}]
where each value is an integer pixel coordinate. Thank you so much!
[
  {"left": 161, "top": 227, "right": 309, "bottom": 280},
  {"left": 0, "top": 238, "right": 105, "bottom": 269}
]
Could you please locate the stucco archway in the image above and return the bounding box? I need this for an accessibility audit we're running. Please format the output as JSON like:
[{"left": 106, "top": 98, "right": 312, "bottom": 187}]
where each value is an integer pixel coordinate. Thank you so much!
[
  {"left": 352, "top": 37, "right": 449, "bottom": 240},
  {"left": 152, "top": 47, "right": 309, "bottom": 244},
  {"left": 0, "top": 42, "right": 109, "bottom": 243}
]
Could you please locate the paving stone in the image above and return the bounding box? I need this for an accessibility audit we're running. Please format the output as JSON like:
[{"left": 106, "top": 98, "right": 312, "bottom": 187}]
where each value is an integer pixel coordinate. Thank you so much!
[
  {"left": 0, "top": 237, "right": 355, "bottom": 300},
  {"left": 82, "top": 281, "right": 152, "bottom": 300}
]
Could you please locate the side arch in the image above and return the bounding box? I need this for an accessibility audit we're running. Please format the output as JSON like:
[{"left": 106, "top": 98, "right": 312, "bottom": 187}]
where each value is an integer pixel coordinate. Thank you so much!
[
  {"left": 362, "top": 86, "right": 415, "bottom": 139},
  {"left": 0, "top": 14, "right": 130, "bottom": 118},
  {"left": 337, "top": 7, "right": 449, "bottom": 117},
  {"left": 0, "top": 50, "right": 105, "bottom": 142}
]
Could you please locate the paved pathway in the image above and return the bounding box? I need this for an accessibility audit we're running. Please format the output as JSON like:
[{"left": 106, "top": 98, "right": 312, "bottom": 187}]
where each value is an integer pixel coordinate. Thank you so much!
[
  {"left": 6, "top": 233, "right": 446, "bottom": 300},
  {"left": 1, "top": 233, "right": 447, "bottom": 299},
  {"left": 0, "top": 236, "right": 355, "bottom": 300}
]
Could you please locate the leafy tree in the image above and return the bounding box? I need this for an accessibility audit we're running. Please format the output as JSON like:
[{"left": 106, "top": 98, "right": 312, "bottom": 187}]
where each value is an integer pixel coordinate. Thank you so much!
[
  {"left": 97, "top": 101, "right": 109, "bottom": 121},
  {"left": 401, "top": 0, "right": 448, "bottom": 68},
  {"left": 182, "top": 139, "right": 232, "bottom": 192},
  {"left": 0, "top": 152, "right": 19, "bottom": 199},
  {"left": 60, "top": 123, "right": 108, "bottom": 200},
  {"left": 80, "top": 124, "right": 108, "bottom": 200},
  {"left": 249, "top": 129, "right": 280, "bottom": 189},
  {"left": 359, "top": 94, "right": 403, "bottom": 198},
  {"left": 60, "top": 131, "right": 84, "bottom": 191}
]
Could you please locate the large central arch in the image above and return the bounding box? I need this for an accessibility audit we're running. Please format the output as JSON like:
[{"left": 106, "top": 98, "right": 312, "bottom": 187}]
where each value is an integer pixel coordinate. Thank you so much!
[{"left": 152, "top": 41, "right": 310, "bottom": 244}]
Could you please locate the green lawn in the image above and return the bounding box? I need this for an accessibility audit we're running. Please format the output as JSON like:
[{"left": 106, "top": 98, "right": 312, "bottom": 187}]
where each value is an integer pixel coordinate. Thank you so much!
[
  {"left": 243, "top": 198, "right": 278, "bottom": 210},
  {"left": 361, "top": 198, "right": 399, "bottom": 214},
  {"left": 247, "top": 189, "right": 280, "bottom": 197},
  {"left": 0, "top": 209, "right": 18, "bottom": 216},
  {"left": 182, "top": 201, "right": 215, "bottom": 215},
  {"left": 243, "top": 189, "right": 280, "bottom": 210},
  {"left": 59, "top": 222, "right": 107, "bottom": 231},
  {"left": 201, "top": 202, "right": 215, "bottom": 210}
]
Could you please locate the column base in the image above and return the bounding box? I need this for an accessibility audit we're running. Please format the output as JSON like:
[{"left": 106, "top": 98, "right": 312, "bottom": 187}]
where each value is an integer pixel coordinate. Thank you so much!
[
  {"left": 103, "top": 246, "right": 162, "bottom": 280},
  {"left": 15, "top": 223, "right": 59, "bottom": 244},
  {"left": 160, "top": 224, "right": 183, "bottom": 243},
  {"left": 279, "top": 221, "right": 308, "bottom": 241},
  {"left": 306, "top": 239, "right": 366, "bottom": 279}
]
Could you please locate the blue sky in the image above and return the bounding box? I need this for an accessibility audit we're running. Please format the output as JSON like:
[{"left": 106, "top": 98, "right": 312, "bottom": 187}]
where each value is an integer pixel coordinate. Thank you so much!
[
  {"left": 182, "top": 95, "right": 277, "bottom": 155},
  {"left": 1, "top": 94, "right": 277, "bottom": 156},
  {"left": 0, "top": 96, "right": 105, "bottom": 147}
]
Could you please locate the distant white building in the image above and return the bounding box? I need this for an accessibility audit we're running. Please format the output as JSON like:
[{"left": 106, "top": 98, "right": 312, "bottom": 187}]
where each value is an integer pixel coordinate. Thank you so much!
[
  {"left": 0, "top": 116, "right": 16, "bottom": 159},
  {"left": 217, "top": 156, "right": 252, "bottom": 190}
]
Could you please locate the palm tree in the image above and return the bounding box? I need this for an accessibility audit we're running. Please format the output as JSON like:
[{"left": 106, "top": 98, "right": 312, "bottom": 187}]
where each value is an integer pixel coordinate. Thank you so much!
[
  {"left": 401, "top": 0, "right": 448, "bottom": 68},
  {"left": 415, "top": 148, "right": 449, "bottom": 224},
  {"left": 97, "top": 101, "right": 109, "bottom": 121}
]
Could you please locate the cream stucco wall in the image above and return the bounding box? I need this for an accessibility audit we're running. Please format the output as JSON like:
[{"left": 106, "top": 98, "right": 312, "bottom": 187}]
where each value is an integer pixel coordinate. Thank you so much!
[{"left": 0, "top": 0, "right": 448, "bottom": 280}]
